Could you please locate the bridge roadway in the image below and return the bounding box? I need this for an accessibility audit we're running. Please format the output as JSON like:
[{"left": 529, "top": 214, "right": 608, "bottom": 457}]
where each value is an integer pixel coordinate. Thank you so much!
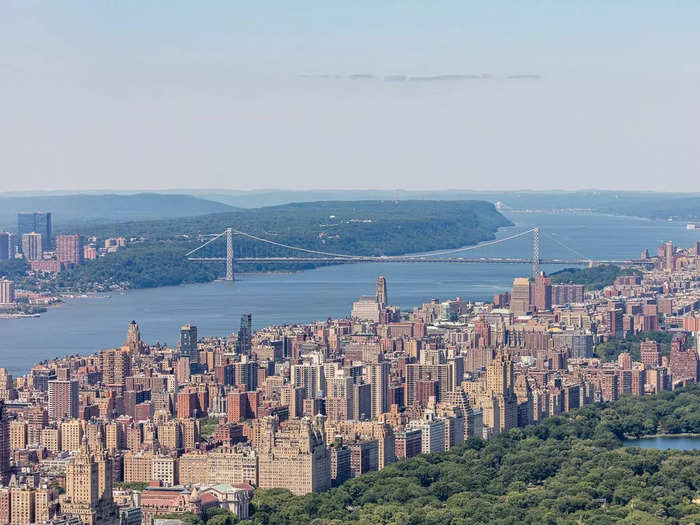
[{"left": 188, "top": 256, "right": 644, "bottom": 265}]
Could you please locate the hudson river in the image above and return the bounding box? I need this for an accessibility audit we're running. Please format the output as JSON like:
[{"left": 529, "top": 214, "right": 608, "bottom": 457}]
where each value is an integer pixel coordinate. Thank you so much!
[{"left": 2, "top": 211, "right": 699, "bottom": 374}]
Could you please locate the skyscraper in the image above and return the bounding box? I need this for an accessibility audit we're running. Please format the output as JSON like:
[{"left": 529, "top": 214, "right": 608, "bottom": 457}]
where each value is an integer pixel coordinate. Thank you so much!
[
  {"left": 99, "top": 349, "right": 132, "bottom": 386},
  {"left": 376, "top": 276, "right": 388, "bottom": 307},
  {"left": 125, "top": 320, "right": 143, "bottom": 353},
  {"left": 17, "top": 212, "right": 51, "bottom": 251},
  {"left": 533, "top": 274, "right": 552, "bottom": 312},
  {"left": 664, "top": 240, "right": 674, "bottom": 272},
  {"left": 510, "top": 278, "right": 531, "bottom": 316},
  {"left": 640, "top": 340, "right": 661, "bottom": 368},
  {"left": 291, "top": 363, "right": 325, "bottom": 399},
  {"left": 0, "top": 280, "right": 14, "bottom": 305},
  {"left": 180, "top": 324, "right": 199, "bottom": 363},
  {"left": 238, "top": 313, "right": 252, "bottom": 354},
  {"left": 21, "top": 232, "right": 43, "bottom": 261},
  {"left": 0, "top": 400, "right": 9, "bottom": 484},
  {"left": 56, "top": 234, "right": 84, "bottom": 265},
  {"left": 63, "top": 437, "right": 120, "bottom": 524},
  {"left": 48, "top": 380, "right": 79, "bottom": 419},
  {"left": 0, "top": 232, "right": 11, "bottom": 260},
  {"left": 367, "top": 362, "right": 390, "bottom": 419}
]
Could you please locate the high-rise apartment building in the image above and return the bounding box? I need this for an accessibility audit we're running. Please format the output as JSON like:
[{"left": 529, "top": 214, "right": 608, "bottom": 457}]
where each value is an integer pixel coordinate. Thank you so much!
[
  {"left": 0, "top": 280, "right": 15, "bottom": 305},
  {"left": 257, "top": 417, "right": 331, "bottom": 495},
  {"left": 61, "top": 420, "right": 83, "bottom": 451},
  {"left": 351, "top": 296, "right": 381, "bottom": 322},
  {"left": 238, "top": 313, "right": 252, "bottom": 354},
  {"left": 533, "top": 274, "right": 552, "bottom": 312},
  {"left": 325, "top": 375, "right": 354, "bottom": 423},
  {"left": 48, "top": 380, "right": 79, "bottom": 419},
  {"left": 21, "top": 232, "right": 43, "bottom": 261},
  {"left": 510, "top": 278, "right": 531, "bottom": 316},
  {"left": 367, "top": 362, "right": 390, "bottom": 419},
  {"left": 10, "top": 485, "right": 35, "bottom": 524},
  {"left": 552, "top": 283, "right": 585, "bottom": 305},
  {"left": 670, "top": 337, "right": 699, "bottom": 384},
  {"left": 56, "top": 234, "right": 83, "bottom": 265},
  {"left": 292, "top": 363, "right": 325, "bottom": 399},
  {"left": 99, "top": 348, "right": 132, "bottom": 386},
  {"left": 0, "top": 232, "right": 12, "bottom": 260},
  {"left": 376, "top": 276, "right": 388, "bottom": 307},
  {"left": 17, "top": 212, "right": 51, "bottom": 251},
  {"left": 609, "top": 308, "right": 624, "bottom": 338},
  {"left": 640, "top": 340, "right": 661, "bottom": 368},
  {"left": 664, "top": 240, "right": 674, "bottom": 271},
  {"left": 10, "top": 419, "right": 28, "bottom": 450},
  {"left": 180, "top": 324, "right": 199, "bottom": 363},
  {"left": 408, "top": 413, "right": 446, "bottom": 454},
  {"left": 0, "top": 401, "right": 9, "bottom": 483},
  {"left": 63, "top": 438, "right": 120, "bottom": 524}
]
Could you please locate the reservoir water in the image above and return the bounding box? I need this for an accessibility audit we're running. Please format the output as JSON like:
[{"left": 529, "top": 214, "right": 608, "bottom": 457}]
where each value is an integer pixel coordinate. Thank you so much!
[
  {"left": 1, "top": 211, "right": 699, "bottom": 374},
  {"left": 623, "top": 436, "right": 700, "bottom": 450}
]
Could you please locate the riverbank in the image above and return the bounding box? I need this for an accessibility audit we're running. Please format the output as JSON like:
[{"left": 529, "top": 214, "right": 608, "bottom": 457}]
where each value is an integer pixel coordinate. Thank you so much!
[{"left": 0, "top": 312, "right": 41, "bottom": 319}]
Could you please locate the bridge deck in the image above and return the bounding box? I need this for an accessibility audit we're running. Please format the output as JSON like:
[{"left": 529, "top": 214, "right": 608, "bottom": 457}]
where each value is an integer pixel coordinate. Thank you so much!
[{"left": 188, "top": 256, "right": 640, "bottom": 265}]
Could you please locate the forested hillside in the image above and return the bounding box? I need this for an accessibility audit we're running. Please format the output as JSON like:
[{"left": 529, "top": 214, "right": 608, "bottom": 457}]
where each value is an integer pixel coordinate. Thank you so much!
[
  {"left": 245, "top": 385, "right": 700, "bottom": 525},
  {"left": 550, "top": 265, "right": 642, "bottom": 291},
  {"left": 0, "top": 193, "right": 236, "bottom": 230},
  {"left": 56, "top": 200, "right": 511, "bottom": 290}
]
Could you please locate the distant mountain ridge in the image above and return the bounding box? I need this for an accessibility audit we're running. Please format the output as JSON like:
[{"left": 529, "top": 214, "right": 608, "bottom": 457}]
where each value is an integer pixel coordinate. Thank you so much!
[
  {"left": 0, "top": 193, "right": 238, "bottom": 231},
  {"left": 189, "top": 190, "right": 700, "bottom": 221}
]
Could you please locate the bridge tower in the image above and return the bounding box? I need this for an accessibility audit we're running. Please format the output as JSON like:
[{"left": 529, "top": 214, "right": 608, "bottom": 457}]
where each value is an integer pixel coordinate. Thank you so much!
[
  {"left": 225, "top": 227, "right": 234, "bottom": 281},
  {"left": 532, "top": 227, "right": 540, "bottom": 277}
]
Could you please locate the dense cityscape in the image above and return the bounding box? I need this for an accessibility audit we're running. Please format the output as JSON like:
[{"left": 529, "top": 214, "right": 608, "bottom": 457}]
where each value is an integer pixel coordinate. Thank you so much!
[
  {"left": 0, "top": 206, "right": 699, "bottom": 524},
  {"left": 4, "top": 1, "right": 700, "bottom": 523}
]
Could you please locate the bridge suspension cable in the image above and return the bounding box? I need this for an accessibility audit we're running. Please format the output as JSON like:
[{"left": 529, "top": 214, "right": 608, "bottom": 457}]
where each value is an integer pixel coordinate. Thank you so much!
[
  {"left": 541, "top": 231, "right": 592, "bottom": 262},
  {"left": 226, "top": 228, "right": 370, "bottom": 260},
  {"left": 200, "top": 226, "right": 539, "bottom": 260},
  {"left": 187, "top": 225, "right": 540, "bottom": 262},
  {"left": 184, "top": 231, "right": 227, "bottom": 257},
  {"left": 401, "top": 227, "right": 537, "bottom": 258}
]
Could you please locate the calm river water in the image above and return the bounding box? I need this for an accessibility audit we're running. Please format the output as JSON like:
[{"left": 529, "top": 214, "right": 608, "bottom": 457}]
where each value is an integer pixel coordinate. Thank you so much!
[
  {"left": 624, "top": 436, "right": 700, "bottom": 450},
  {"left": 1, "top": 211, "right": 699, "bottom": 374}
]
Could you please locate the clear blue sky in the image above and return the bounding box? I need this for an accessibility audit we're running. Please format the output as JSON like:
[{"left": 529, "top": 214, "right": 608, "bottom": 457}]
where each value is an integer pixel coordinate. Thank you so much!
[{"left": 2, "top": 1, "right": 699, "bottom": 191}]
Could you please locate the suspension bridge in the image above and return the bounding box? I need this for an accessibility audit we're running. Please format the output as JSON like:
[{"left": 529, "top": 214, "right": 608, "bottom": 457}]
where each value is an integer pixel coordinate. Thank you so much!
[{"left": 185, "top": 227, "right": 647, "bottom": 281}]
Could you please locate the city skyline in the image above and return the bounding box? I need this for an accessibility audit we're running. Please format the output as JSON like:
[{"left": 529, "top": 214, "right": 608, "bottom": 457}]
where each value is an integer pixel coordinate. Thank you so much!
[{"left": 2, "top": 3, "right": 700, "bottom": 522}]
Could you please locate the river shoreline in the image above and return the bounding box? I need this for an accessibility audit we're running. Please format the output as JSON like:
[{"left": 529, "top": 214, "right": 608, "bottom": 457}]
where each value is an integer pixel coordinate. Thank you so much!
[{"left": 624, "top": 433, "right": 700, "bottom": 440}]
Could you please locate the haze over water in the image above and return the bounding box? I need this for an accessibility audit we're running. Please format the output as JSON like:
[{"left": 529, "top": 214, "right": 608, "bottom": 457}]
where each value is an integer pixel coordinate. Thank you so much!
[{"left": 2, "top": 211, "right": 699, "bottom": 375}]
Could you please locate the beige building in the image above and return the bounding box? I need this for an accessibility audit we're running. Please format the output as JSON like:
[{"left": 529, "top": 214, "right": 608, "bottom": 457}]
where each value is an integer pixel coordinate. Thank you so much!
[
  {"left": 152, "top": 455, "right": 177, "bottom": 486},
  {"left": 179, "top": 418, "right": 200, "bottom": 450},
  {"left": 105, "top": 423, "right": 123, "bottom": 452},
  {"left": 177, "top": 449, "right": 257, "bottom": 486},
  {"left": 9, "top": 420, "right": 27, "bottom": 450},
  {"left": 177, "top": 452, "right": 208, "bottom": 485},
  {"left": 63, "top": 439, "right": 119, "bottom": 525},
  {"left": 256, "top": 417, "right": 331, "bottom": 495},
  {"left": 40, "top": 427, "right": 61, "bottom": 453},
  {"left": 61, "top": 420, "right": 82, "bottom": 451},
  {"left": 34, "top": 486, "right": 56, "bottom": 523},
  {"left": 10, "top": 486, "right": 35, "bottom": 525},
  {"left": 157, "top": 420, "right": 182, "bottom": 450},
  {"left": 325, "top": 420, "right": 396, "bottom": 470},
  {"left": 123, "top": 452, "right": 153, "bottom": 484},
  {"left": 511, "top": 277, "right": 532, "bottom": 316}
]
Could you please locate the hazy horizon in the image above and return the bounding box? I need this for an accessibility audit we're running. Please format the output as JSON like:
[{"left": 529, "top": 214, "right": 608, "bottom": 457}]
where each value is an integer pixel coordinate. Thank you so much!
[{"left": 2, "top": 2, "right": 699, "bottom": 192}]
